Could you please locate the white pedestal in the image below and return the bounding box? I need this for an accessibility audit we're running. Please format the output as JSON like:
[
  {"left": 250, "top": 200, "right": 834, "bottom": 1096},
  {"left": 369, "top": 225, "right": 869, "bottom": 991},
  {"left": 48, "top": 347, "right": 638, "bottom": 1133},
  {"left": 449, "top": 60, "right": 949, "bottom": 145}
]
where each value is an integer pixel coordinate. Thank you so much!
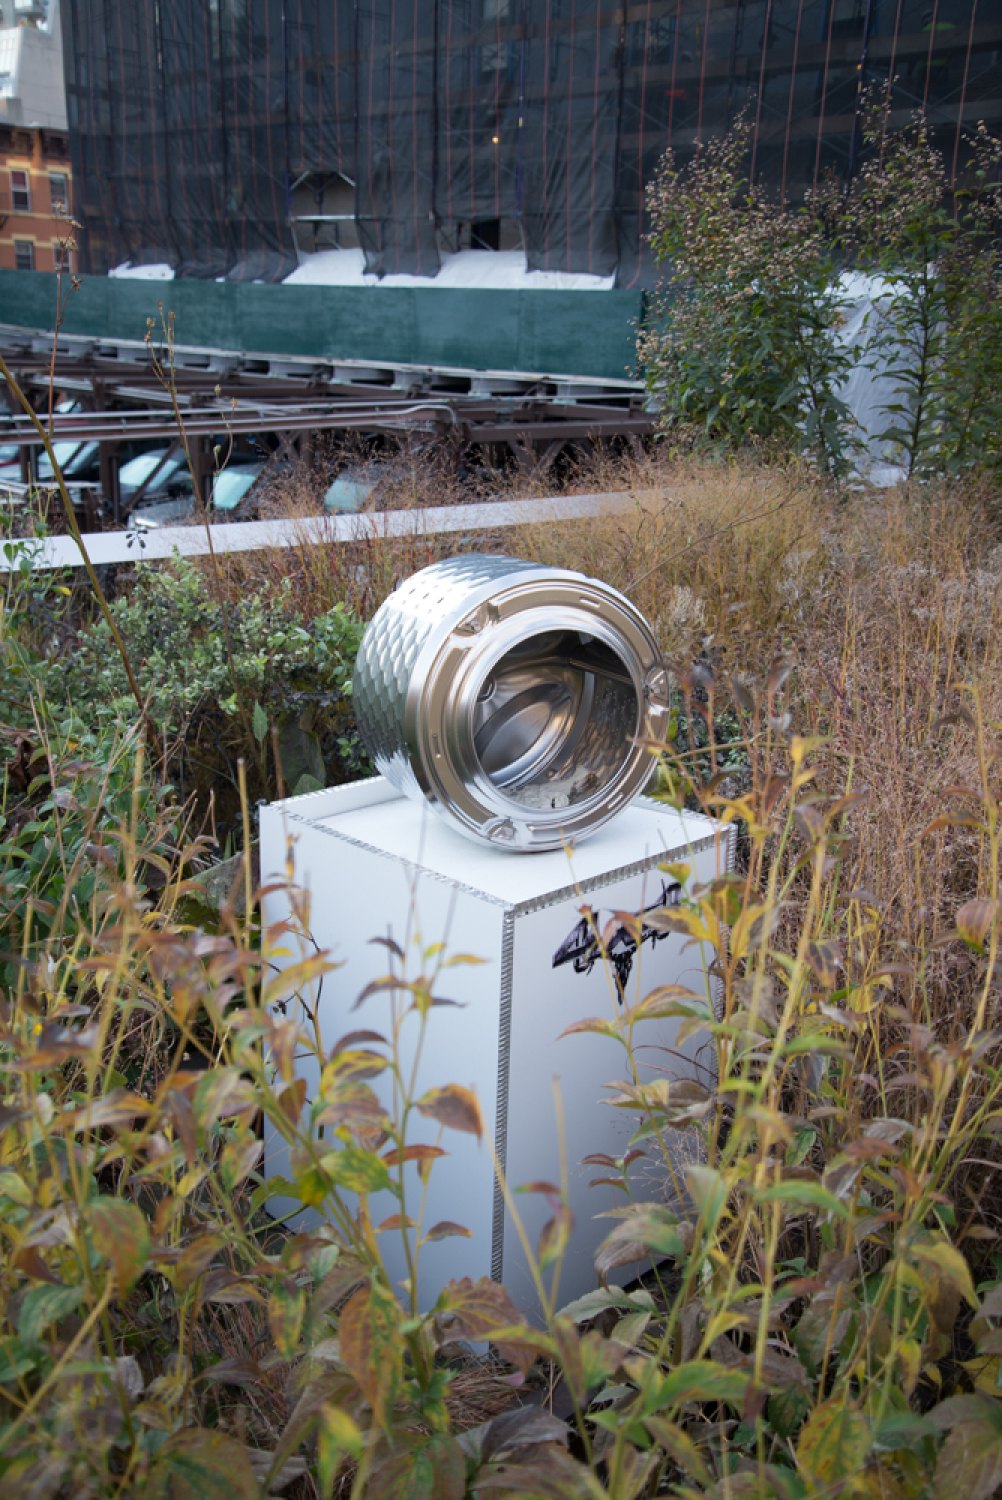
[{"left": 259, "top": 778, "right": 733, "bottom": 1317}]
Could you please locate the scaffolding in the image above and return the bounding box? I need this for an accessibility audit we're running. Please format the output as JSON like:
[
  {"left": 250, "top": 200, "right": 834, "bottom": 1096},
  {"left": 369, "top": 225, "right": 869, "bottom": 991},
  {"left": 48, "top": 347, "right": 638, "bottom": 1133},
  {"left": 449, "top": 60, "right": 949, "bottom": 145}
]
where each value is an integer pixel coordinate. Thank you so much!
[{"left": 61, "top": 1, "right": 1002, "bottom": 287}]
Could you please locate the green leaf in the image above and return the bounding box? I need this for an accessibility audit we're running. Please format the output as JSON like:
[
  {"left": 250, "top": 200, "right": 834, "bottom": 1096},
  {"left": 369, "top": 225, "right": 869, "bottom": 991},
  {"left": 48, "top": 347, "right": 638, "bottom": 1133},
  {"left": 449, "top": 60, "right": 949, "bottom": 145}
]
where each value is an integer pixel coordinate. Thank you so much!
[
  {"left": 268, "top": 1282, "right": 306, "bottom": 1359},
  {"left": 768, "top": 1388, "right": 812, "bottom": 1439},
  {"left": 91, "top": 1198, "right": 151, "bottom": 1295},
  {"left": 251, "top": 700, "right": 268, "bottom": 743},
  {"left": 292, "top": 772, "right": 323, "bottom": 795},
  {"left": 0, "top": 1340, "right": 37, "bottom": 1383},
  {"left": 910, "top": 1236, "right": 979, "bottom": 1311},
  {"left": 149, "top": 1428, "right": 259, "bottom": 1500},
  {"left": 756, "top": 1179, "right": 852, "bottom": 1220},
  {"left": 18, "top": 1283, "right": 84, "bottom": 1348},
  {"left": 316, "top": 1405, "right": 364, "bottom": 1494},
  {"left": 873, "top": 1410, "right": 938, "bottom": 1453},
  {"left": 558, "top": 1287, "right": 656, "bottom": 1324},
  {"left": 642, "top": 1416, "right": 713, "bottom": 1487},
  {"left": 0, "top": 1170, "right": 32, "bottom": 1207},
  {"left": 785, "top": 1127, "right": 817, "bottom": 1167},
  {"left": 684, "top": 1164, "right": 729, "bottom": 1230},
  {"left": 647, "top": 1359, "right": 750, "bottom": 1411},
  {"left": 319, "top": 1146, "right": 391, "bottom": 1194},
  {"left": 337, "top": 1282, "right": 404, "bottom": 1422},
  {"left": 595, "top": 1203, "right": 689, "bottom": 1280}
]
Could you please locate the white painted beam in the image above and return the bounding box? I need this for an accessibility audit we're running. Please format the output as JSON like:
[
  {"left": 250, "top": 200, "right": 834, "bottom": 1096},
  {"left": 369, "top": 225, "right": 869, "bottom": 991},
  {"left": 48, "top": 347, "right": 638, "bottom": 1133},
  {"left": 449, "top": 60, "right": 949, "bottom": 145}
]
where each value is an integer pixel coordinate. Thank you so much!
[{"left": 0, "top": 491, "right": 650, "bottom": 572}]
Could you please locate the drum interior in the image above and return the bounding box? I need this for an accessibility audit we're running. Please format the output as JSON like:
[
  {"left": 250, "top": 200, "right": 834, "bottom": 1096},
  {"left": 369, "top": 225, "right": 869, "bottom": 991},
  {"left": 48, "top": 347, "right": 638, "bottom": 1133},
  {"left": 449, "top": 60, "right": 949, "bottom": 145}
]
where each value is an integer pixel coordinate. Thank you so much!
[{"left": 471, "top": 630, "right": 638, "bottom": 810}]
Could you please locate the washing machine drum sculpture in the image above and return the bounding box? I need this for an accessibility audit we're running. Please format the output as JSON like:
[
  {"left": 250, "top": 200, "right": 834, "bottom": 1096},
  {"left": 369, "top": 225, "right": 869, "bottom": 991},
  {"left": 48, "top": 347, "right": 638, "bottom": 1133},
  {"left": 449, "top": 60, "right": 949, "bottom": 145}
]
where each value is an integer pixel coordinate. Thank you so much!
[{"left": 351, "top": 555, "right": 670, "bottom": 852}]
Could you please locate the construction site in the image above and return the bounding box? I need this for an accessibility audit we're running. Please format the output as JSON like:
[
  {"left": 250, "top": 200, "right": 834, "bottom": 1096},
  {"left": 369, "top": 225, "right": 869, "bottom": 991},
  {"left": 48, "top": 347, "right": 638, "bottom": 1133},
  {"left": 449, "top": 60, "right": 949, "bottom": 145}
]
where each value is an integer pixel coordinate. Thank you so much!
[{"left": 1, "top": 0, "right": 999, "bottom": 525}]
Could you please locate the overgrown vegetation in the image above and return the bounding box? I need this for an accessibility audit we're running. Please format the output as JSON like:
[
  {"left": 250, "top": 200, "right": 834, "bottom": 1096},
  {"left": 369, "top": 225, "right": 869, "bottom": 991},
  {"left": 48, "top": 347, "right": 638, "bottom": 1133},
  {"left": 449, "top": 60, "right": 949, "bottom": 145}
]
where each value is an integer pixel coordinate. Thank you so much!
[
  {"left": 2, "top": 439, "right": 1001, "bottom": 1495},
  {"left": 641, "top": 104, "right": 1002, "bottom": 486},
  {"left": 640, "top": 118, "right": 855, "bottom": 476},
  {"left": 4, "top": 125, "right": 1002, "bottom": 1488},
  {"left": 61, "top": 558, "right": 368, "bottom": 813}
]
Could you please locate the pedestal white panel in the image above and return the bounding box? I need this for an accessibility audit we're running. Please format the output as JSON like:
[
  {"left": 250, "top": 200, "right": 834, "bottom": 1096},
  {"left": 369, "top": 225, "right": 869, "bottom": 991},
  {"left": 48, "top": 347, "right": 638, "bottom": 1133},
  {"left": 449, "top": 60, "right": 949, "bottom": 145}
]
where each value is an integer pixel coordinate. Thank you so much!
[{"left": 259, "top": 777, "right": 733, "bottom": 1317}]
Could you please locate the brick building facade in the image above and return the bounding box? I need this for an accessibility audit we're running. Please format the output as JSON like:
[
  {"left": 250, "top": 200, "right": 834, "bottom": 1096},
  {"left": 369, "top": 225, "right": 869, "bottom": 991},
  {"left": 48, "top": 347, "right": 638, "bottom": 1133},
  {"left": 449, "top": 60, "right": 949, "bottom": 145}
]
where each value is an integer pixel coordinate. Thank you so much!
[
  {"left": 0, "top": 0, "right": 73, "bottom": 275},
  {"left": 0, "top": 119, "right": 72, "bottom": 274}
]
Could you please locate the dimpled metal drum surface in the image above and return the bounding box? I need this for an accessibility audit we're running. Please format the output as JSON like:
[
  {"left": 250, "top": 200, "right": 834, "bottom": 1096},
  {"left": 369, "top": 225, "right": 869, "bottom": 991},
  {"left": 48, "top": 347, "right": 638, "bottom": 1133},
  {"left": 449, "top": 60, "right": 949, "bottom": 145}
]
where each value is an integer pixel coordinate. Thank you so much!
[{"left": 352, "top": 554, "right": 670, "bottom": 851}]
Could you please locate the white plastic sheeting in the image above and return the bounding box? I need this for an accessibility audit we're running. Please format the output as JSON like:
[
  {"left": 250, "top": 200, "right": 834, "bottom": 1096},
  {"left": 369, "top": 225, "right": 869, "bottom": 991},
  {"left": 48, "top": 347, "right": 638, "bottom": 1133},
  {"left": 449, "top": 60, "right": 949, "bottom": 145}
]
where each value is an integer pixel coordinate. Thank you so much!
[
  {"left": 283, "top": 247, "right": 616, "bottom": 291},
  {"left": 106, "top": 249, "right": 615, "bottom": 291},
  {"left": 834, "top": 271, "right": 913, "bottom": 488},
  {"left": 108, "top": 262, "right": 176, "bottom": 280}
]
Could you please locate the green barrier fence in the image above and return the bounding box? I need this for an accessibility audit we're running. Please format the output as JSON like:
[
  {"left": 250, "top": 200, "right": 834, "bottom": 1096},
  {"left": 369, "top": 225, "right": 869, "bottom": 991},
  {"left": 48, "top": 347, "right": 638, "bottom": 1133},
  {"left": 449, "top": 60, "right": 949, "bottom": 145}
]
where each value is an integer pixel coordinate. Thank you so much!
[{"left": 0, "top": 271, "right": 644, "bottom": 383}]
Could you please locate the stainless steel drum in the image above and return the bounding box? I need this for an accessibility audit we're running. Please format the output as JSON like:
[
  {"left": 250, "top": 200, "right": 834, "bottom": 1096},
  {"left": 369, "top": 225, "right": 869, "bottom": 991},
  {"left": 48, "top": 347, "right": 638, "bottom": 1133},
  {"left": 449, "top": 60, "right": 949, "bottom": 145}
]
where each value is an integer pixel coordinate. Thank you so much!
[{"left": 352, "top": 554, "right": 670, "bottom": 851}]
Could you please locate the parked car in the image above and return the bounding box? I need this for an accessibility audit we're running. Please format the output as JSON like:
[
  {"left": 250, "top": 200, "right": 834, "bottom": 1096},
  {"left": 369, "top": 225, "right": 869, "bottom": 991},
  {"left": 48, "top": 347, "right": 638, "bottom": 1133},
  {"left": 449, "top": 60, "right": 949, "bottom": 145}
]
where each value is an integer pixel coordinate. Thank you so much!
[
  {"left": 0, "top": 446, "right": 21, "bottom": 489},
  {"left": 119, "top": 449, "right": 193, "bottom": 514},
  {"left": 209, "top": 463, "right": 264, "bottom": 514},
  {"left": 0, "top": 400, "right": 96, "bottom": 500},
  {"left": 323, "top": 463, "right": 391, "bottom": 513},
  {"left": 37, "top": 439, "right": 101, "bottom": 483}
]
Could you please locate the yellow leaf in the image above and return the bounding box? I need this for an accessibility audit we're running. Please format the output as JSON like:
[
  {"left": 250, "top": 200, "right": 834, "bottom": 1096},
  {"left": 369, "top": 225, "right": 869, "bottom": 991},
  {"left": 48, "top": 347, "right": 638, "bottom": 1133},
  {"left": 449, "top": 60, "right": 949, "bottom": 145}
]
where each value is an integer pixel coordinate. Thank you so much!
[
  {"left": 962, "top": 1355, "right": 1002, "bottom": 1395},
  {"left": 177, "top": 1166, "right": 208, "bottom": 1198},
  {"left": 796, "top": 1398, "right": 870, "bottom": 1485},
  {"left": 895, "top": 1337, "right": 922, "bottom": 1396},
  {"left": 957, "top": 898, "right": 999, "bottom": 953},
  {"left": 909, "top": 1236, "right": 978, "bottom": 1311}
]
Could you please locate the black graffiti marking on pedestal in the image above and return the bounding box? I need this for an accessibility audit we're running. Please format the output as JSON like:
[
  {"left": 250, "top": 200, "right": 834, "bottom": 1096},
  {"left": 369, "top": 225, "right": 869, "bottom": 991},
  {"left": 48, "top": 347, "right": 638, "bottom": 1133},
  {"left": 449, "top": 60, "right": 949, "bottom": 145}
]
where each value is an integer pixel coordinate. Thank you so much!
[{"left": 551, "top": 880, "right": 683, "bottom": 999}]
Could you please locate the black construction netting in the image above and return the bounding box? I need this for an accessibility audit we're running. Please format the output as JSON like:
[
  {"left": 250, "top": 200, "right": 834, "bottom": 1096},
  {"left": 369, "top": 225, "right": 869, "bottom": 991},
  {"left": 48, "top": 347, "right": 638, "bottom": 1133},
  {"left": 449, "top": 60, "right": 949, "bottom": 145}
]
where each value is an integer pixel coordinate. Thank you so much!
[{"left": 62, "top": 0, "right": 1000, "bottom": 285}]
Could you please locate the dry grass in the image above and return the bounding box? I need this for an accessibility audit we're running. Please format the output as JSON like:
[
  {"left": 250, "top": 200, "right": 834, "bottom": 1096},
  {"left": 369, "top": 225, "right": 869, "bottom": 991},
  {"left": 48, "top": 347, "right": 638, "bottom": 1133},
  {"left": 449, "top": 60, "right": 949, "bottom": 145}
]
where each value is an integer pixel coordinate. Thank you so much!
[
  {"left": 185, "top": 440, "right": 1002, "bottom": 928},
  {"left": 513, "top": 451, "right": 827, "bottom": 658},
  {"left": 201, "top": 441, "right": 1002, "bottom": 1046},
  {"left": 518, "top": 453, "right": 1002, "bottom": 1053}
]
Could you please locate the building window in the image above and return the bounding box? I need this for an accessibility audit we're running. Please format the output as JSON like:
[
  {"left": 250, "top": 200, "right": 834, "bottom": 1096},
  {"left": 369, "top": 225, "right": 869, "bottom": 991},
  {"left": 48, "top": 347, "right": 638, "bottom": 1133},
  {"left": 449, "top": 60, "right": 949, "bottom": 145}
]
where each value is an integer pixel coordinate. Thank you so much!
[
  {"left": 14, "top": 240, "right": 35, "bottom": 272},
  {"left": 10, "top": 169, "right": 30, "bottom": 212},
  {"left": 52, "top": 239, "right": 68, "bottom": 271},
  {"left": 49, "top": 172, "right": 69, "bottom": 213}
]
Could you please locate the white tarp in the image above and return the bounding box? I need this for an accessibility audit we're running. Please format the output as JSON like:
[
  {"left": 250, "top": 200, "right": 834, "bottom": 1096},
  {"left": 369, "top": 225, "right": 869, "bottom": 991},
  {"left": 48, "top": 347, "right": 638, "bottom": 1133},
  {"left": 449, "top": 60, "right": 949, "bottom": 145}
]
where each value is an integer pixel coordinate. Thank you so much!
[
  {"left": 834, "top": 270, "right": 915, "bottom": 488},
  {"left": 108, "top": 262, "right": 176, "bottom": 280},
  {"left": 107, "top": 248, "right": 615, "bottom": 291},
  {"left": 283, "top": 247, "right": 616, "bottom": 291}
]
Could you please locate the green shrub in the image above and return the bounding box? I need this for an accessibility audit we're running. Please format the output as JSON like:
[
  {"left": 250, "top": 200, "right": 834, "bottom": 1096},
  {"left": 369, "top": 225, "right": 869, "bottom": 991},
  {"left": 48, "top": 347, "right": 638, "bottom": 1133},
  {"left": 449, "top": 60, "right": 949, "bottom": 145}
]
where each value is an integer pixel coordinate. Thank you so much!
[
  {"left": 640, "top": 119, "right": 855, "bottom": 477},
  {"left": 0, "top": 717, "right": 181, "bottom": 990},
  {"left": 61, "top": 558, "right": 369, "bottom": 814},
  {"left": 846, "top": 108, "right": 1002, "bottom": 482},
  {"left": 642, "top": 109, "right": 1002, "bottom": 489}
]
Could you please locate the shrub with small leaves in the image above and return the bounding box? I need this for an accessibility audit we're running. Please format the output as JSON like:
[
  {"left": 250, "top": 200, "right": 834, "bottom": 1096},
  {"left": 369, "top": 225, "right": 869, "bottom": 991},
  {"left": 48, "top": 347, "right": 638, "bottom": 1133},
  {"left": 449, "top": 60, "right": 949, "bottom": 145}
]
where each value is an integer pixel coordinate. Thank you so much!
[
  {"left": 60, "top": 558, "right": 368, "bottom": 815},
  {"left": 846, "top": 103, "right": 1002, "bottom": 483},
  {"left": 640, "top": 118, "right": 856, "bottom": 477}
]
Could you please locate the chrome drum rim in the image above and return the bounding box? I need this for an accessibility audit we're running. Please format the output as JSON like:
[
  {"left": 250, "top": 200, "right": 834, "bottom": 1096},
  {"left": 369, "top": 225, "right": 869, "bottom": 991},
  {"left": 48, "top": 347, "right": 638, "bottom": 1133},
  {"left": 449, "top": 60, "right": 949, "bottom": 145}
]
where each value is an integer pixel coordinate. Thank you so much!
[{"left": 353, "top": 556, "right": 670, "bottom": 851}]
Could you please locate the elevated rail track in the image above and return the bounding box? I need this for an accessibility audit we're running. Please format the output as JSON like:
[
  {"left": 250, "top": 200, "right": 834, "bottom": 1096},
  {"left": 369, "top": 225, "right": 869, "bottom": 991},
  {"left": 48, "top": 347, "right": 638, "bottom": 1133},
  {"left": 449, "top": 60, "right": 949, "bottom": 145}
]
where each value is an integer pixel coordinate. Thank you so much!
[{"left": 1, "top": 319, "right": 655, "bottom": 522}]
